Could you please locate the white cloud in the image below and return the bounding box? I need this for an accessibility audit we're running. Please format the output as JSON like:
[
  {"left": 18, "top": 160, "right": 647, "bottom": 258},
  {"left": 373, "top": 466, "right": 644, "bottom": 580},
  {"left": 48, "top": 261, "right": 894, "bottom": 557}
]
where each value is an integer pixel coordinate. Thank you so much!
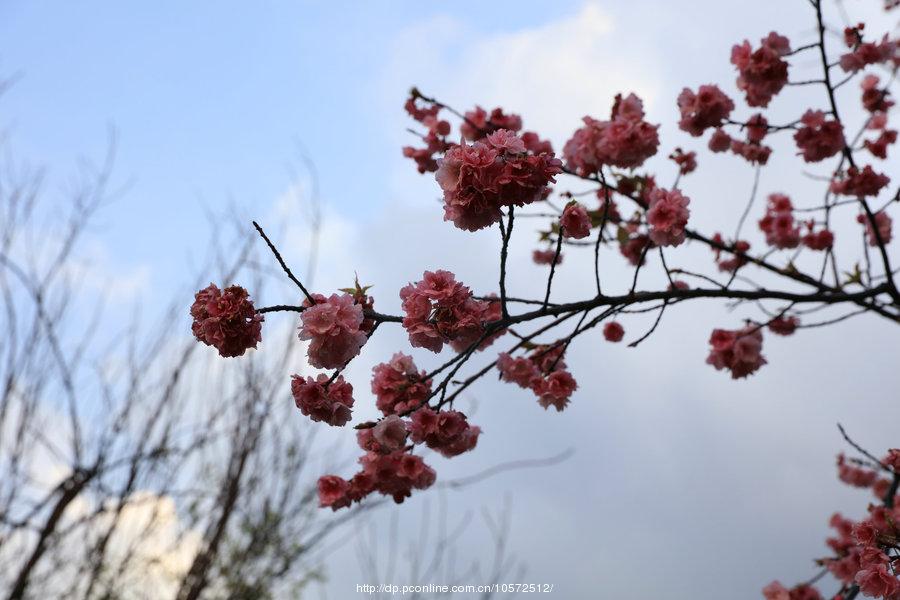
[
  {"left": 383, "top": 2, "right": 661, "bottom": 144},
  {"left": 376, "top": 2, "right": 664, "bottom": 210},
  {"left": 92, "top": 492, "right": 202, "bottom": 598}
]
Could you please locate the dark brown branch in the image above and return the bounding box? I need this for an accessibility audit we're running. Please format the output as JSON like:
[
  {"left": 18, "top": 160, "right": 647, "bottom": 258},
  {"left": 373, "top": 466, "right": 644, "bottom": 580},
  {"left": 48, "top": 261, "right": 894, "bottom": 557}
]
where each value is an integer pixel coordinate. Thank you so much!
[
  {"left": 499, "top": 206, "right": 514, "bottom": 320},
  {"left": 252, "top": 221, "right": 317, "bottom": 305},
  {"left": 543, "top": 224, "right": 565, "bottom": 309},
  {"left": 812, "top": 0, "right": 900, "bottom": 304},
  {"left": 837, "top": 423, "right": 890, "bottom": 472},
  {"left": 256, "top": 304, "right": 304, "bottom": 314}
]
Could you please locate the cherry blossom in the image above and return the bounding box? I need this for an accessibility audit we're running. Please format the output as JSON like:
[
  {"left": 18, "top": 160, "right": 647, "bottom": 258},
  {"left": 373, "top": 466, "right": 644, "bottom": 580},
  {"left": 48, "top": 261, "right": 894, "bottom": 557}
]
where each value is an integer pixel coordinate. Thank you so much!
[
  {"left": 371, "top": 352, "right": 432, "bottom": 416},
  {"left": 858, "top": 211, "right": 893, "bottom": 247},
  {"left": 706, "top": 326, "right": 767, "bottom": 379},
  {"left": 839, "top": 34, "right": 896, "bottom": 73},
  {"left": 291, "top": 374, "right": 354, "bottom": 427},
  {"left": 560, "top": 202, "right": 592, "bottom": 239},
  {"left": 533, "top": 248, "right": 563, "bottom": 266},
  {"left": 794, "top": 110, "right": 844, "bottom": 163},
  {"left": 563, "top": 93, "right": 660, "bottom": 173},
  {"left": 400, "top": 270, "right": 499, "bottom": 353},
  {"left": 460, "top": 105, "right": 523, "bottom": 140},
  {"left": 677, "top": 84, "right": 735, "bottom": 136},
  {"left": 646, "top": 188, "right": 691, "bottom": 247},
  {"left": 669, "top": 148, "right": 698, "bottom": 175},
  {"left": 435, "top": 129, "right": 562, "bottom": 231},
  {"left": 190, "top": 284, "right": 263, "bottom": 358},
  {"left": 731, "top": 32, "right": 792, "bottom": 107},
  {"left": 299, "top": 293, "right": 368, "bottom": 370},
  {"left": 409, "top": 407, "right": 481, "bottom": 457},
  {"left": 603, "top": 321, "right": 625, "bottom": 342},
  {"left": 830, "top": 166, "right": 890, "bottom": 197},
  {"left": 758, "top": 194, "right": 801, "bottom": 249},
  {"left": 708, "top": 128, "right": 732, "bottom": 152},
  {"left": 768, "top": 316, "right": 799, "bottom": 336}
]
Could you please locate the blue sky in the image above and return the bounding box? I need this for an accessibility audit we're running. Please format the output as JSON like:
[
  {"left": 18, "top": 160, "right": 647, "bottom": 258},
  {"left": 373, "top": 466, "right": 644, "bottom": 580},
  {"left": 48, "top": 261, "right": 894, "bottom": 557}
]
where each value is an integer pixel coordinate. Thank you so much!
[
  {"left": 3, "top": 1, "right": 899, "bottom": 598},
  {"left": 0, "top": 0, "right": 585, "bottom": 288}
]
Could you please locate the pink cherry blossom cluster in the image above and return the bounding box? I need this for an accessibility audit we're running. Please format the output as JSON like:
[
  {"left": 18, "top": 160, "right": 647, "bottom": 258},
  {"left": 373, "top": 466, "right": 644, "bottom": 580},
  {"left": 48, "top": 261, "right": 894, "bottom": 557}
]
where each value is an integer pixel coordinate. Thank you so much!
[
  {"left": 710, "top": 233, "right": 751, "bottom": 273},
  {"left": 190, "top": 284, "right": 263, "bottom": 358},
  {"left": 730, "top": 116, "right": 775, "bottom": 165},
  {"left": 706, "top": 112, "right": 775, "bottom": 165},
  {"left": 862, "top": 75, "right": 894, "bottom": 114},
  {"left": 731, "top": 32, "right": 791, "bottom": 107},
  {"left": 620, "top": 232, "right": 652, "bottom": 267},
  {"left": 400, "top": 270, "right": 503, "bottom": 353},
  {"left": 831, "top": 165, "right": 891, "bottom": 197},
  {"left": 560, "top": 202, "right": 592, "bottom": 239},
  {"left": 765, "top": 439, "right": 900, "bottom": 600},
  {"left": 861, "top": 76, "right": 898, "bottom": 160},
  {"left": 762, "top": 581, "right": 822, "bottom": 600},
  {"left": 291, "top": 374, "right": 354, "bottom": 427},
  {"left": 317, "top": 447, "right": 436, "bottom": 509},
  {"left": 299, "top": 293, "right": 369, "bottom": 370},
  {"left": 828, "top": 476, "right": 900, "bottom": 596},
  {"left": 532, "top": 248, "right": 563, "bottom": 266},
  {"left": 275, "top": 271, "right": 489, "bottom": 511},
  {"left": 706, "top": 326, "right": 767, "bottom": 379},
  {"left": 677, "top": 84, "right": 735, "bottom": 136},
  {"left": 435, "top": 129, "right": 562, "bottom": 231},
  {"left": 837, "top": 453, "right": 880, "bottom": 488},
  {"left": 646, "top": 188, "right": 691, "bottom": 247},
  {"left": 758, "top": 193, "right": 834, "bottom": 253},
  {"left": 708, "top": 127, "right": 732, "bottom": 153},
  {"left": 318, "top": 404, "right": 481, "bottom": 509},
  {"left": 402, "top": 94, "right": 451, "bottom": 173},
  {"left": 768, "top": 315, "right": 799, "bottom": 336},
  {"left": 497, "top": 344, "right": 578, "bottom": 412},
  {"left": 603, "top": 321, "right": 625, "bottom": 342},
  {"left": 858, "top": 211, "right": 894, "bottom": 247},
  {"left": 460, "top": 105, "right": 524, "bottom": 141},
  {"left": 370, "top": 352, "right": 432, "bottom": 416},
  {"left": 563, "top": 93, "right": 660, "bottom": 174},
  {"left": 669, "top": 148, "right": 698, "bottom": 175},
  {"left": 409, "top": 407, "right": 481, "bottom": 458},
  {"left": 839, "top": 26, "right": 898, "bottom": 73},
  {"left": 865, "top": 120, "right": 898, "bottom": 160},
  {"left": 793, "top": 110, "right": 845, "bottom": 163},
  {"left": 759, "top": 193, "right": 801, "bottom": 249}
]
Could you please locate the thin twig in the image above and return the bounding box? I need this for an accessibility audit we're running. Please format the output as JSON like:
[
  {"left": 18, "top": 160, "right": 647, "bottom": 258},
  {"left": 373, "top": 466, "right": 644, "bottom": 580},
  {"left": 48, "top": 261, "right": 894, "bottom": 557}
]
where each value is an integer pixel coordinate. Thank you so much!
[{"left": 252, "top": 221, "right": 317, "bottom": 305}]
